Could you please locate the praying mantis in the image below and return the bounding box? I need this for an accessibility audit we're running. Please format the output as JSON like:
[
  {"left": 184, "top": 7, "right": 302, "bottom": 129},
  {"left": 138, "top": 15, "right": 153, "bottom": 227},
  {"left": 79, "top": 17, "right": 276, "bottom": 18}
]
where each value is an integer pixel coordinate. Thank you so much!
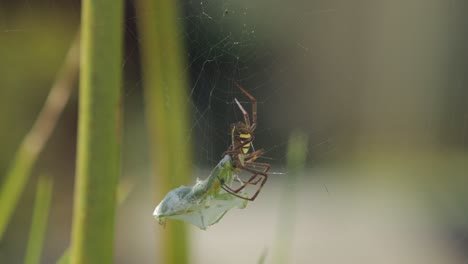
[{"left": 153, "top": 155, "right": 248, "bottom": 230}]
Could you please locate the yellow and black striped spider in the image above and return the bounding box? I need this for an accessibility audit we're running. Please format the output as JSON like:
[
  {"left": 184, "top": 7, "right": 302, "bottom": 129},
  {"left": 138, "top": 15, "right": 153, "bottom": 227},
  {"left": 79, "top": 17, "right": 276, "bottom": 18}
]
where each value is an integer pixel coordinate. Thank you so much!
[{"left": 221, "top": 83, "right": 270, "bottom": 201}]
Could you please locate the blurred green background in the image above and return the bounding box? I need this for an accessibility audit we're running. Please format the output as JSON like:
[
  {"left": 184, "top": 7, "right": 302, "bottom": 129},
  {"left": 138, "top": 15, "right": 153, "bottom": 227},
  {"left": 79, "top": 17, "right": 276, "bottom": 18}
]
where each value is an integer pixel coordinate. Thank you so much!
[{"left": 1, "top": 0, "right": 468, "bottom": 263}]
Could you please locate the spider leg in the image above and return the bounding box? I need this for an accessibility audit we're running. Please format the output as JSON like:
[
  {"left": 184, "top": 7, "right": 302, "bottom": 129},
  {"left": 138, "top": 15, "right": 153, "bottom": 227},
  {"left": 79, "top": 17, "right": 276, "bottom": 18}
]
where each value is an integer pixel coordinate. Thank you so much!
[
  {"left": 235, "top": 83, "right": 257, "bottom": 131},
  {"left": 243, "top": 148, "right": 265, "bottom": 161},
  {"left": 226, "top": 149, "right": 266, "bottom": 185},
  {"left": 221, "top": 170, "right": 267, "bottom": 201},
  {"left": 244, "top": 162, "right": 271, "bottom": 184},
  {"left": 246, "top": 174, "right": 267, "bottom": 201},
  {"left": 234, "top": 98, "right": 250, "bottom": 127},
  {"left": 232, "top": 160, "right": 270, "bottom": 185},
  {"left": 221, "top": 164, "right": 268, "bottom": 195}
]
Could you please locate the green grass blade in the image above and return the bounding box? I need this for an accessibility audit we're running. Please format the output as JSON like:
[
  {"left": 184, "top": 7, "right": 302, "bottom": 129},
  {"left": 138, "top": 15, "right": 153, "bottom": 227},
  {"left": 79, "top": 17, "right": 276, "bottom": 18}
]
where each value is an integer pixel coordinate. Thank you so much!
[
  {"left": 69, "top": 0, "right": 124, "bottom": 263},
  {"left": 56, "top": 249, "right": 70, "bottom": 264},
  {"left": 0, "top": 34, "right": 80, "bottom": 241},
  {"left": 135, "top": 0, "right": 192, "bottom": 263},
  {"left": 24, "top": 175, "right": 54, "bottom": 264},
  {"left": 273, "top": 131, "right": 308, "bottom": 264},
  {"left": 257, "top": 248, "right": 268, "bottom": 264},
  {"left": 56, "top": 180, "right": 132, "bottom": 264}
]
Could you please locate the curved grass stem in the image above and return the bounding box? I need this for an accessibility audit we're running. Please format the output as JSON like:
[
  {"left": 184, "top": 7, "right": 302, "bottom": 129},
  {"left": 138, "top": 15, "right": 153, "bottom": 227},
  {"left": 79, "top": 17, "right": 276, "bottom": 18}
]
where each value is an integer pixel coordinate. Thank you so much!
[{"left": 0, "top": 33, "right": 79, "bottom": 241}]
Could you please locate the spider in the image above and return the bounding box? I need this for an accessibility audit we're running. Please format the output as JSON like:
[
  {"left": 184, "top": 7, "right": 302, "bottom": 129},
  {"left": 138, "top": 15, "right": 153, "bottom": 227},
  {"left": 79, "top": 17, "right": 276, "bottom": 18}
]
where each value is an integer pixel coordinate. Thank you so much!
[{"left": 220, "top": 83, "right": 270, "bottom": 201}]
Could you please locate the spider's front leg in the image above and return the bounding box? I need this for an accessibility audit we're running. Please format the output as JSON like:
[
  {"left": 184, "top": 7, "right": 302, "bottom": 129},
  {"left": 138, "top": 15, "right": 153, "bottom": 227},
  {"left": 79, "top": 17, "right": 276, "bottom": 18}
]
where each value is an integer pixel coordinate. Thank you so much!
[
  {"left": 221, "top": 164, "right": 268, "bottom": 195},
  {"left": 228, "top": 149, "right": 266, "bottom": 183},
  {"left": 235, "top": 83, "right": 257, "bottom": 131},
  {"left": 221, "top": 166, "right": 268, "bottom": 201},
  {"left": 243, "top": 162, "right": 271, "bottom": 185}
]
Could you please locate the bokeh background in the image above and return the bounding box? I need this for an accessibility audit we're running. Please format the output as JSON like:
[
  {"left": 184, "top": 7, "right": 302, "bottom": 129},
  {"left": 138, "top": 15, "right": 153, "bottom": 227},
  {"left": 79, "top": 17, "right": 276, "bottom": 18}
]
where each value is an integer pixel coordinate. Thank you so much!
[{"left": 1, "top": 0, "right": 468, "bottom": 263}]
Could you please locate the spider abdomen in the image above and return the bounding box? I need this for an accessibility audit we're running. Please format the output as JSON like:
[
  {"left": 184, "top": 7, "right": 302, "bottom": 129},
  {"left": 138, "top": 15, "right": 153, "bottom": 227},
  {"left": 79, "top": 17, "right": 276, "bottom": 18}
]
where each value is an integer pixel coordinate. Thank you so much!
[{"left": 239, "top": 133, "right": 251, "bottom": 154}]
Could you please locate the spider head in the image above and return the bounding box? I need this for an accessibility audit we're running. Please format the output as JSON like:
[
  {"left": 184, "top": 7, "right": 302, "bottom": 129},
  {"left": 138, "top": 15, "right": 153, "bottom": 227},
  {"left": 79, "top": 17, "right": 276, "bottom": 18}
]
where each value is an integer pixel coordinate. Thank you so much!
[{"left": 230, "top": 122, "right": 252, "bottom": 154}]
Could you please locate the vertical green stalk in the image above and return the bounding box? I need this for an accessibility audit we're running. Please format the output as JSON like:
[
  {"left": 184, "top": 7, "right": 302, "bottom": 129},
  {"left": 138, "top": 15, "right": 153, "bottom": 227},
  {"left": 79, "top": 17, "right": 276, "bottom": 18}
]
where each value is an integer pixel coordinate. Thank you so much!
[
  {"left": 70, "top": 0, "right": 123, "bottom": 263},
  {"left": 135, "top": 0, "right": 192, "bottom": 263},
  {"left": 0, "top": 35, "right": 79, "bottom": 241},
  {"left": 57, "top": 180, "right": 133, "bottom": 264},
  {"left": 24, "top": 175, "right": 54, "bottom": 264},
  {"left": 56, "top": 249, "right": 70, "bottom": 264},
  {"left": 273, "top": 131, "right": 308, "bottom": 264}
]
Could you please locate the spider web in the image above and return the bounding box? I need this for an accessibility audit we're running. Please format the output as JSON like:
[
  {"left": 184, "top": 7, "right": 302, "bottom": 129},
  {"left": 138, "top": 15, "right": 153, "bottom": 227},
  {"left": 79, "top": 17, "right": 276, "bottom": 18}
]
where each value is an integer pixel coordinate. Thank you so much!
[
  {"left": 181, "top": 0, "right": 284, "bottom": 167},
  {"left": 0, "top": 0, "right": 335, "bottom": 179},
  {"left": 122, "top": 0, "right": 335, "bottom": 172},
  {"left": 178, "top": 0, "right": 333, "bottom": 169}
]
